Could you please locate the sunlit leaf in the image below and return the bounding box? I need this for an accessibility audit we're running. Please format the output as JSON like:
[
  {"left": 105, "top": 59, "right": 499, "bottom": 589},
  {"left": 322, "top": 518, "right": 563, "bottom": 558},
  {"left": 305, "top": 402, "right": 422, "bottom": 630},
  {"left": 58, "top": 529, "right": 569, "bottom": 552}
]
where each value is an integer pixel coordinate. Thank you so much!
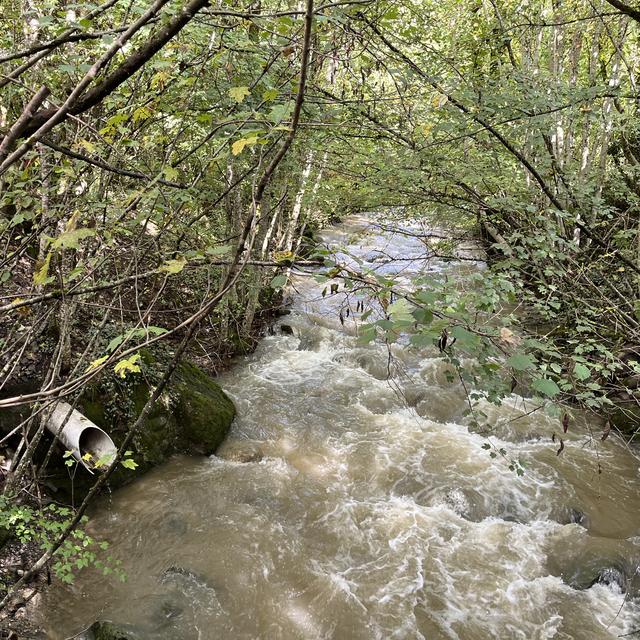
[
  {"left": 158, "top": 257, "right": 187, "bottom": 274},
  {"left": 86, "top": 355, "right": 109, "bottom": 371},
  {"left": 231, "top": 136, "right": 258, "bottom": 155},
  {"left": 113, "top": 353, "right": 142, "bottom": 378},
  {"left": 229, "top": 86, "right": 250, "bottom": 103}
]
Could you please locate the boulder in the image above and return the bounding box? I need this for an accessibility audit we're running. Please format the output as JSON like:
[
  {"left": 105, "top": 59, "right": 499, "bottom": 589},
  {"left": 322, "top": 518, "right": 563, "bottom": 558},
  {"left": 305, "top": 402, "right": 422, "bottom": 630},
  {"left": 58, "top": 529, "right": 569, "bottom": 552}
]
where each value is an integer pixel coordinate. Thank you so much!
[
  {"left": 45, "top": 359, "right": 235, "bottom": 496},
  {"left": 216, "top": 439, "right": 263, "bottom": 463},
  {"left": 74, "top": 621, "right": 142, "bottom": 640}
]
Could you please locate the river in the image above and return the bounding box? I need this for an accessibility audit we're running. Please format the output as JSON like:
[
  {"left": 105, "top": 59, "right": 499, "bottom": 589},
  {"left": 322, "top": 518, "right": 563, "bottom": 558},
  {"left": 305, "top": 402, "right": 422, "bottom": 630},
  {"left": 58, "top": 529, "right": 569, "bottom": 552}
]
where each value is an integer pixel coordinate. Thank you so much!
[{"left": 38, "top": 215, "right": 640, "bottom": 639}]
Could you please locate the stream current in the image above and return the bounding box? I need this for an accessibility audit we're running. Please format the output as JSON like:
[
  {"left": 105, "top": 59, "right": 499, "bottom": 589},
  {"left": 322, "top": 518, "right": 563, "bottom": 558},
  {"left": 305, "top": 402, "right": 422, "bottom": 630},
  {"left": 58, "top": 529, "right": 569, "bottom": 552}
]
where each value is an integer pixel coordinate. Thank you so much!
[{"left": 39, "top": 216, "right": 640, "bottom": 639}]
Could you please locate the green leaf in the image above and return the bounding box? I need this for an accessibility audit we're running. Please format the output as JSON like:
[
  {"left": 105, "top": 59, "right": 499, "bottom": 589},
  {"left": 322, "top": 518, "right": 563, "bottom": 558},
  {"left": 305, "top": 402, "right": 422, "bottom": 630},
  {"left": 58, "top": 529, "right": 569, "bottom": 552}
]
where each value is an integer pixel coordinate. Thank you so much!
[
  {"left": 412, "top": 308, "right": 433, "bottom": 325},
  {"left": 409, "top": 333, "right": 435, "bottom": 347},
  {"left": 206, "top": 245, "right": 231, "bottom": 256},
  {"left": 121, "top": 458, "right": 138, "bottom": 470},
  {"left": 507, "top": 353, "right": 535, "bottom": 371},
  {"left": 229, "top": 86, "right": 250, "bottom": 103},
  {"left": 51, "top": 228, "right": 95, "bottom": 250},
  {"left": 106, "top": 334, "right": 125, "bottom": 352},
  {"left": 94, "top": 453, "right": 115, "bottom": 469},
  {"left": 450, "top": 325, "right": 480, "bottom": 349},
  {"left": 357, "top": 324, "right": 376, "bottom": 344},
  {"left": 531, "top": 377, "right": 561, "bottom": 397},
  {"left": 387, "top": 298, "right": 413, "bottom": 324},
  {"left": 270, "top": 274, "right": 287, "bottom": 289},
  {"left": 268, "top": 103, "right": 289, "bottom": 123},
  {"left": 162, "top": 166, "right": 178, "bottom": 181},
  {"left": 573, "top": 363, "right": 591, "bottom": 381},
  {"left": 262, "top": 88, "right": 278, "bottom": 101}
]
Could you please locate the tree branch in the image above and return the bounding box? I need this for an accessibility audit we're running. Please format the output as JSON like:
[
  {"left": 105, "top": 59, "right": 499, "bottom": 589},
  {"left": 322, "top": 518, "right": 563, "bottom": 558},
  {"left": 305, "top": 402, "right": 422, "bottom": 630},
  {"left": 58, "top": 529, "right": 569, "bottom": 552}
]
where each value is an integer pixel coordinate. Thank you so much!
[
  {"left": 364, "top": 16, "right": 640, "bottom": 276},
  {"left": 0, "top": 0, "right": 212, "bottom": 174},
  {"left": 0, "top": 86, "right": 50, "bottom": 165},
  {"left": 603, "top": 0, "right": 640, "bottom": 22},
  {"left": 41, "top": 140, "right": 187, "bottom": 188}
]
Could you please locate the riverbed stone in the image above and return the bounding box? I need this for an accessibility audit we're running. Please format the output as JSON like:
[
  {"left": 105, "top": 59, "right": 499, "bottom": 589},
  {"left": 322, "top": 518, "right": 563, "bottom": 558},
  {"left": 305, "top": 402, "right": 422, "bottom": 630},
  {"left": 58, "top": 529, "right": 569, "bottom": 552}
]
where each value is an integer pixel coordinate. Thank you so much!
[
  {"left": 564, "top": 558, "right": 640, "bottom": 597},
  {"left": 216, "top": 439, "right": 264, "bottom": 463},
  {"left": 89, "top": 621, "right": 142, "bottom": 640}
]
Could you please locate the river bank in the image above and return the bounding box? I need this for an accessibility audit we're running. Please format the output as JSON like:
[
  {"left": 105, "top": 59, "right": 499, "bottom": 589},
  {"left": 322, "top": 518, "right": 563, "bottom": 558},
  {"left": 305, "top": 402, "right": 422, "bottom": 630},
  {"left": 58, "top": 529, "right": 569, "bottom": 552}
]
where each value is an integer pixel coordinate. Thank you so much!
[{"left": 0, "top": 280, "right": 291, "bottom": 637}]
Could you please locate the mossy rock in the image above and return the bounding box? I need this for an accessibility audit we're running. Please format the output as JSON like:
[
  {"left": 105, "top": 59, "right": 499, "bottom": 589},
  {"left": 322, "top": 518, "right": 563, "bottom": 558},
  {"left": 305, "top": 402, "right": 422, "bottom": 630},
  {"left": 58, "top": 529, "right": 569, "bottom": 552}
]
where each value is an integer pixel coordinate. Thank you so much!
[
  {"left": 49, "top": 360, "right": 236, "bottom": 495},
  {"left": 95, "top": 359, "right": 235, "bottom": 463},
  {"left": 89, "top": 621, "right": 142, "bottom": 640},
  {"left": 171, "top": 361, "right": 236, "bottom": 454}
]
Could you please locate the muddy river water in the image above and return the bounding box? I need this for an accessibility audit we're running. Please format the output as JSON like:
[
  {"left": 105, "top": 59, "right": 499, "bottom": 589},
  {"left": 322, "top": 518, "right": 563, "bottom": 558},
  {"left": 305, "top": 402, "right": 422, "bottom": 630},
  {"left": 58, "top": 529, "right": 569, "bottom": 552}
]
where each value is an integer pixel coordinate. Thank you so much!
[{"left": 38, "top": 216, "right": 640, "bottom": 639}]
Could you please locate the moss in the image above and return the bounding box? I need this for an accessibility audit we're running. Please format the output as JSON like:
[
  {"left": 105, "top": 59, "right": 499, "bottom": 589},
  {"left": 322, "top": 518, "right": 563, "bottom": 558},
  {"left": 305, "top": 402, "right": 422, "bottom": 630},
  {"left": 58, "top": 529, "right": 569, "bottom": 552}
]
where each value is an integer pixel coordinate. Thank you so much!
[
  {"left": 172, "top": 361, "right": 236, "bottom": 454},
  {"left": 130, "top": 384, "right": 179, "bottom": 466},
  {"left": 92, "top": 621, "right": 142, "bottom": 640}
]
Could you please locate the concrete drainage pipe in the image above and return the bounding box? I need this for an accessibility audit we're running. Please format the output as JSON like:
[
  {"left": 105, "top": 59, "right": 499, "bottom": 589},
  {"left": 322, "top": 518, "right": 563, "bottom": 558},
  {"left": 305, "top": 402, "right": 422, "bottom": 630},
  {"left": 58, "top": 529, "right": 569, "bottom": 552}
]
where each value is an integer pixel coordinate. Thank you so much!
[{"left": 46, "top": 402, "right": 117, "bottom": 473}]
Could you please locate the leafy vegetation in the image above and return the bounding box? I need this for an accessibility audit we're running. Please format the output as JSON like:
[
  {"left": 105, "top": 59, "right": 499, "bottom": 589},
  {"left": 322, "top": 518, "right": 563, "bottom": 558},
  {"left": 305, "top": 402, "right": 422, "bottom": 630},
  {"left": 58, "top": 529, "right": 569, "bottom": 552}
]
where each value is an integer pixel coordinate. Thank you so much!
[
  {"left": 1, "top": 0, "right": 640, "bottom": 612},
  {"left": 0, "top": 497, "right": 123, "bottom": 587}
]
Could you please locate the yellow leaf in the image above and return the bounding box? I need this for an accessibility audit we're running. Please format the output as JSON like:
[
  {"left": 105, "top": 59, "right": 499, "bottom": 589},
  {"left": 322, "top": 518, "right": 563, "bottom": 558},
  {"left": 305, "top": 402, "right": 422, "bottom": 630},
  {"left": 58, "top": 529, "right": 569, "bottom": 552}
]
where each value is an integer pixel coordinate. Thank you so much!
[
  {"left": 273, "top": 250, "right": 294, "bottom": 263},
  {"left": 78, "top": 139, "right": 96, "bottom": 154},
  {"left": 229, "top": 86, "right": 250, "bottom": 103},
  {"left": 432, "top": 93, "right": 448, "bottom": 108},
  {"left": 132, "top": 105, "right": 152, "bottom": 123},
  {"left": 86, "top": 355, "right": 108, "bottom": 372},
  {"left": 151, "top": 71, "right": 169, "bottom": 90},
  {"left": 231, "top": 136, "right": 258, "bottom": 156},
  {"left": 33, "top": 253, "right": 53, "bottom": 286},
  {"left": 65, "top": 210, "right": 80, "bottom": 233},
  {"left": 114, "top": 353, "right": 142, "bottom": 379},
  {"left": 158, "top": 257, "right": 187, "bottom": 274},
  {"left": 11, "top": 298, "right": 31, "bottom": 317}
]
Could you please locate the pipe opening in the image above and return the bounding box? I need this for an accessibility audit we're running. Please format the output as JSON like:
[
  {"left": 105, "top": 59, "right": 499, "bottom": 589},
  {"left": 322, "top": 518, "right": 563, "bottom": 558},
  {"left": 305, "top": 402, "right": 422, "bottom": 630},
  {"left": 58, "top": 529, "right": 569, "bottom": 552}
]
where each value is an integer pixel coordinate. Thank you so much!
[{"left": 78, "top": 427, "right": 117, "bottom": 470}]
